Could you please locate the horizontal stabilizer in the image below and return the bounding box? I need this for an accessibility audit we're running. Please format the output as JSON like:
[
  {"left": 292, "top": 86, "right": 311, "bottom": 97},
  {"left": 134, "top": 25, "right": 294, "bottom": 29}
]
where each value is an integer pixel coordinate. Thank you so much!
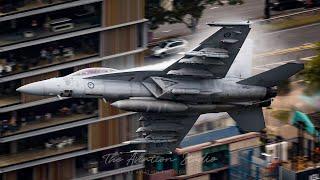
[
  {"left": 228, "top": 107, "right": 265, "bottom": 132},
  {"left": 238, "top": 63, "right": 304, "bottom": 87}
]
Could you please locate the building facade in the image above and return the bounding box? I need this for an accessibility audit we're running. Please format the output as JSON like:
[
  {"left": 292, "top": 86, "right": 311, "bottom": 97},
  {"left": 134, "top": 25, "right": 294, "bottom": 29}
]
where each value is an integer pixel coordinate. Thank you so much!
[
  {"left": 145, "top": 131, "right": 261, "bottom": 180},
  {"left": 0, "top": 0, "right": 147, "bottom": 179}
]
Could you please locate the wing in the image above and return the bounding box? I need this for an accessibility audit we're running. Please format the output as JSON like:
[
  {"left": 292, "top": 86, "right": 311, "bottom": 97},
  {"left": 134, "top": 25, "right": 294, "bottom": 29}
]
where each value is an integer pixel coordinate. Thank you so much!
[
  {"left": 165, "top": 22, "right": 251, "bottom": 79},
  {"left": 84, "top": 22, "right": 250, "bottom": 81},
  {"left": 132, "top": 113, "right": 199, "bottom": 154}
]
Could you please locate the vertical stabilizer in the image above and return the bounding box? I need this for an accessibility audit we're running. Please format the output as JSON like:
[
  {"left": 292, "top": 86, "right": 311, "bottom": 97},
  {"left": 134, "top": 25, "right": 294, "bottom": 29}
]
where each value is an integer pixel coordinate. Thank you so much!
[{"left": 228, "top": 107, "right": 265, "bottom": 132}]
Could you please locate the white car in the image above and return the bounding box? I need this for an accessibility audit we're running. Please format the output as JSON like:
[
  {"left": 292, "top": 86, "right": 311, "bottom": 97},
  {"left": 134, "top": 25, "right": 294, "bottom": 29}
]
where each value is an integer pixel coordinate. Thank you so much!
[{"left": 152, "top": 39, "right": 188, "bottom": 58}]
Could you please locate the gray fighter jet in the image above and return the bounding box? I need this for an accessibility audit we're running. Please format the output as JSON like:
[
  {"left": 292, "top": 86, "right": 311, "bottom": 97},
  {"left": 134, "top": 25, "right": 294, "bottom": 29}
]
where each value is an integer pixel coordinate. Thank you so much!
[{"left": 17, "top": 22, "right": 304, "bottom": 154}]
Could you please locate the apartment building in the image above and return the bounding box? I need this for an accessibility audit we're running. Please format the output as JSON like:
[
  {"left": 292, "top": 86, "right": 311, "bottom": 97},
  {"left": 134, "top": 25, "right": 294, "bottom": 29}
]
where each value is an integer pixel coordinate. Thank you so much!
[
  {"left": 0, "top": 0, "right": 147, "bottom": 179},
  {"left": 144, "top": 130, "right": 261, "bottom": 180}
]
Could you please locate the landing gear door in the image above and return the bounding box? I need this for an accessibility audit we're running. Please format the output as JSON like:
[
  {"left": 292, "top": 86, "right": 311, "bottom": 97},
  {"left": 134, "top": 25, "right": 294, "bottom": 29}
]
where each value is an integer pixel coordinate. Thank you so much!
[{"left": 60, "top": 77, "right": 75, "bottom": 97}]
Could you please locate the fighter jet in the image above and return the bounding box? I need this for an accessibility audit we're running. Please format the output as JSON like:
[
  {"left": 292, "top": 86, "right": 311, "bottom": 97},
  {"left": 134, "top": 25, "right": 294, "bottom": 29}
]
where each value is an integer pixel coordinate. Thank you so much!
[{"left": 17, "top": 22, "right": 304, "bottom": 154}]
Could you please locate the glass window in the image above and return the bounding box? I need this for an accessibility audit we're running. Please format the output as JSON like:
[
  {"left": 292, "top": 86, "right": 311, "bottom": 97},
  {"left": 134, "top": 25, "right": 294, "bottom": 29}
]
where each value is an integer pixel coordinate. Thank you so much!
[
  {"left": 159, "top": 42, "right": 168, "bottom": 48},
  {"left": 137, "top": 23, "right": 144, "bottom": 48},
  {"left": 202, "top": 145, "right": 229, "bottom": 171},
  {"left": 102, "top": 55, "right": 137, "bottom": 70},
  {"left": 0, "top": 32, "right": 99, "bottom": 77},
  {"left": 176, "top": 41, "right": 183, "bottom": 46},
  {"left": 0, "top": 2, "right": 102, "bottom": 47},
  {"left": 169, "top": 42, "right": 179, "bottom": 47},
  {"left": 17, "top": 167, "right": 33, "bottom": 180},
  {"left": 69, "top": 68, "right": 116, "bottom": 76},
  {"left": 0, "top": 98, "right": 98, "bottom": 138}
]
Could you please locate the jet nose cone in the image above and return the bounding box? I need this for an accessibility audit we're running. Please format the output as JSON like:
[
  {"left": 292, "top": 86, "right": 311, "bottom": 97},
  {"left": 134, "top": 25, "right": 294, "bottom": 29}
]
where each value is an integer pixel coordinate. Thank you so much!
[
  {"left": 16, "top": 82, "right": 45, "bottom": 95},
  {"left": 16, "top": 86, "right": 27, "bottom": 93}
]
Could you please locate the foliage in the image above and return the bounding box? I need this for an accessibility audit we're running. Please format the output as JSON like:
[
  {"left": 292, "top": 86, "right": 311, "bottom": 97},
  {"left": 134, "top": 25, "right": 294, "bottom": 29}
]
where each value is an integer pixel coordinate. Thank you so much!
[
  {"left": 146, "top": 0, "right": 243, "bottom": 32},
  {"left": 145, "top": 1, "right": 168, "bottom": 30},
  {"left": 229, "top": 0, "right": 243, "bottom": 5},
  {"left": 277, "top": 79, "right": 291, "bottom": 95},
  {"left": 166, "top": 0, "right": 220, "bottom": 33},
  {"left": 303, "top": 42, "right": 320, "bottom": 92}
]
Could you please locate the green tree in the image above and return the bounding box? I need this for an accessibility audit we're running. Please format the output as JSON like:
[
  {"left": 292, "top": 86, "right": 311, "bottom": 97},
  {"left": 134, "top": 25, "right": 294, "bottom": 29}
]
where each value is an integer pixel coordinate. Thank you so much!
[
  {"left": 166, "top": 0, "right": 242, "bottom": 33},
  {"left": 303, "top": 42, "right": 320, "bottom": 92},
  {"left": 277, "top": 79, "right": 291, "bottom": 95},
  {"left": 146, "top": 1, "right": 168, "bottom": 30}
]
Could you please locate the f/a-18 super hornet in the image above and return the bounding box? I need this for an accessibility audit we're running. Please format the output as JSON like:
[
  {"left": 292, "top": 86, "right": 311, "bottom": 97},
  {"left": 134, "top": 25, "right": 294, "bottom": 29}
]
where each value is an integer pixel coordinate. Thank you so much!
[{"left": 17, "top": 22, "right": 304, "bottom": 154}]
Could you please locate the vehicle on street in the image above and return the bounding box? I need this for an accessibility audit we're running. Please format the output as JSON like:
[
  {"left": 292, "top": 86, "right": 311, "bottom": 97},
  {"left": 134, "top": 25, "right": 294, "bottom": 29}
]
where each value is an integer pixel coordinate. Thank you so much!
[{"left": 151, "top": 39, "right": 188, "bottom": 58}]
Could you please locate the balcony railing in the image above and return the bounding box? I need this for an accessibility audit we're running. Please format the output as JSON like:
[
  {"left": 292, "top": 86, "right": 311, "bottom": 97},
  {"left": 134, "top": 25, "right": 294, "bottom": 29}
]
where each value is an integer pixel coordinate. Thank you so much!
[
  {"left": 0, "top": 30, "right": 99, "bottom": 78},
  {"left": 0, "top": 51, "right": 99, "bottom": 77},
  {"left": 0, "top": 141, "right": 86, "bottom": 168},
  {"left": 0, "top": 95, "right": 20, "bottom": 107},
  {"left": 1, "top": 113, "right": 97, "bottom": 137},
  {"left": 0, "top": 19, "right": 100, "bottom": 47},
  {"left": 0, "top": 100, "right": 98, "bottom": 137},
  {"left": 0, "top": 0, "right": 75, "bottom": 17},
  {"left": 0, "top": 1, "right": 101, "bottom": 47}
]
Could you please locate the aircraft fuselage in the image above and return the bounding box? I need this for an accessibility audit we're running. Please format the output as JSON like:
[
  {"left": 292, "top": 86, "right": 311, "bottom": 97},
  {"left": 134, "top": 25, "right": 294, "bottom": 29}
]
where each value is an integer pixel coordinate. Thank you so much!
[{"left": 17, "top": 75, "right": 271, "bottom": 114}]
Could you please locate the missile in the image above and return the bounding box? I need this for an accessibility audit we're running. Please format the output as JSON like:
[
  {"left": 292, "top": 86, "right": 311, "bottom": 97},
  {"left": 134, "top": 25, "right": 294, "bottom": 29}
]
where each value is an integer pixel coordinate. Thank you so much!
[
  {"left": 111, "top": 99, "right": 188, "bottom": 113},
  {"left": 111, "top": 99, "right": 238, "bottom": 113},
  {"left": 123, "top": 138, "right": 177, "bottom": 144},
  {"left": 136, "top": 124, "right": 184, "bottom": 133}
]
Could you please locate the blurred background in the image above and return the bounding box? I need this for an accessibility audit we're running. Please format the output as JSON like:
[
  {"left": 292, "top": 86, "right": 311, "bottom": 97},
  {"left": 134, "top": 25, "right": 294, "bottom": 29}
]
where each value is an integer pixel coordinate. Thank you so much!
[{"left": 0, "top": 0, "right": 319, "bottom": 180}]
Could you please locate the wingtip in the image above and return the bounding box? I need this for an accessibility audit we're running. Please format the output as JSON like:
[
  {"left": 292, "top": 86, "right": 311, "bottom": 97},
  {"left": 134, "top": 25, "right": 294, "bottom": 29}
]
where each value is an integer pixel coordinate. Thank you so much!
[{"left": 287, "top": 62, "right": 305, "bottom": 70}]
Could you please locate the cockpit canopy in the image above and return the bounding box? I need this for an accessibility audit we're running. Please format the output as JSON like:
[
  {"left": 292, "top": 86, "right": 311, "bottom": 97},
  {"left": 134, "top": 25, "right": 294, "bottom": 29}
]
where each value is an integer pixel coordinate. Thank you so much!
[{"left": 68, "top": 68, "right": 117, "bottom": 76}]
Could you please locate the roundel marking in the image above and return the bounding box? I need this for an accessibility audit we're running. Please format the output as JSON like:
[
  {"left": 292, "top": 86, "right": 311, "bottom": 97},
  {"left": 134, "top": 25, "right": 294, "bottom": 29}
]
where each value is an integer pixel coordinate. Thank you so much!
[{"left": 88, "top": 82, "right": 95, "bottom": 89}]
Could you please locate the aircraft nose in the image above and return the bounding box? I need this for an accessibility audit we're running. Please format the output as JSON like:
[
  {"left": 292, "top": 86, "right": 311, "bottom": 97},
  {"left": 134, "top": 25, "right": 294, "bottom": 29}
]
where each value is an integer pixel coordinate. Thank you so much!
[{"left": 16, "top": 81, "right": 45, "bottom": 95}]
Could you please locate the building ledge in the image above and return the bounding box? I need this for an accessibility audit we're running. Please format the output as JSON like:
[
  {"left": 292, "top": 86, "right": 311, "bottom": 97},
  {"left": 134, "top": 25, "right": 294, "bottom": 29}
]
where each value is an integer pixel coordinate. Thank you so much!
[
  {"left": 0, "top": 143, "right": 87, "bottom": 168},
  {"left": 0, "top": 26, "right": 102, "bottom": 53},
  {"left": 0, "top": 0, "right": 103, "bottom": 22},
  {"left": 0, "top": 47, "right": 147, "bottom": 84},
  {"left": 0, "top": 53, "right": 98, "bottom": 82},
  {"left": 0, "top": 97, "right": 70, "bottom": 113},
  {"left": 0, "top": 114, "right": 98, "bottom": 143},
  {"left": 0, "top": 112, "right": 136, "bottom": 143},
  {"left": 0, "top": 23, "right": 101, "bottom": 48},
  {"left": 0, "top": 142, "right": 134, "bottom": 173},
  {"left": 0, "top": 19, "right": 148, "bottom": 53},
  {"left": 0, "top": 95, "right": 20, "bottom": 108},
  {"left": 73, "top": 164, "right": 144, "bottom": 180}
]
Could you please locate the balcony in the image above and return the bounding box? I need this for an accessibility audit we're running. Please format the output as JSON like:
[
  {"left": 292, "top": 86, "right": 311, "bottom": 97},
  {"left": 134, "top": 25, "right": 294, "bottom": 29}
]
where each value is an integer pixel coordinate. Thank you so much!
[
  {"left": 0, "top": 2, "right": 101, "bottom": 47},
  {"left": 0, "top": 143, "right": 86, "bottom": 168},
  {"left": 0, "top": 80, "right": 20, "bottom": 107},
  {"left": 0, "top": 98, "right": 98, "bottom": 138},
  {"left": 0, "top": 125, "right": 88, "bottom": 168},
  {"left": 0, "top": 33, "right": 99, "bottom": 77},
  {"left": 0, "top": 0, "right": 75, "bottom": 17}
]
